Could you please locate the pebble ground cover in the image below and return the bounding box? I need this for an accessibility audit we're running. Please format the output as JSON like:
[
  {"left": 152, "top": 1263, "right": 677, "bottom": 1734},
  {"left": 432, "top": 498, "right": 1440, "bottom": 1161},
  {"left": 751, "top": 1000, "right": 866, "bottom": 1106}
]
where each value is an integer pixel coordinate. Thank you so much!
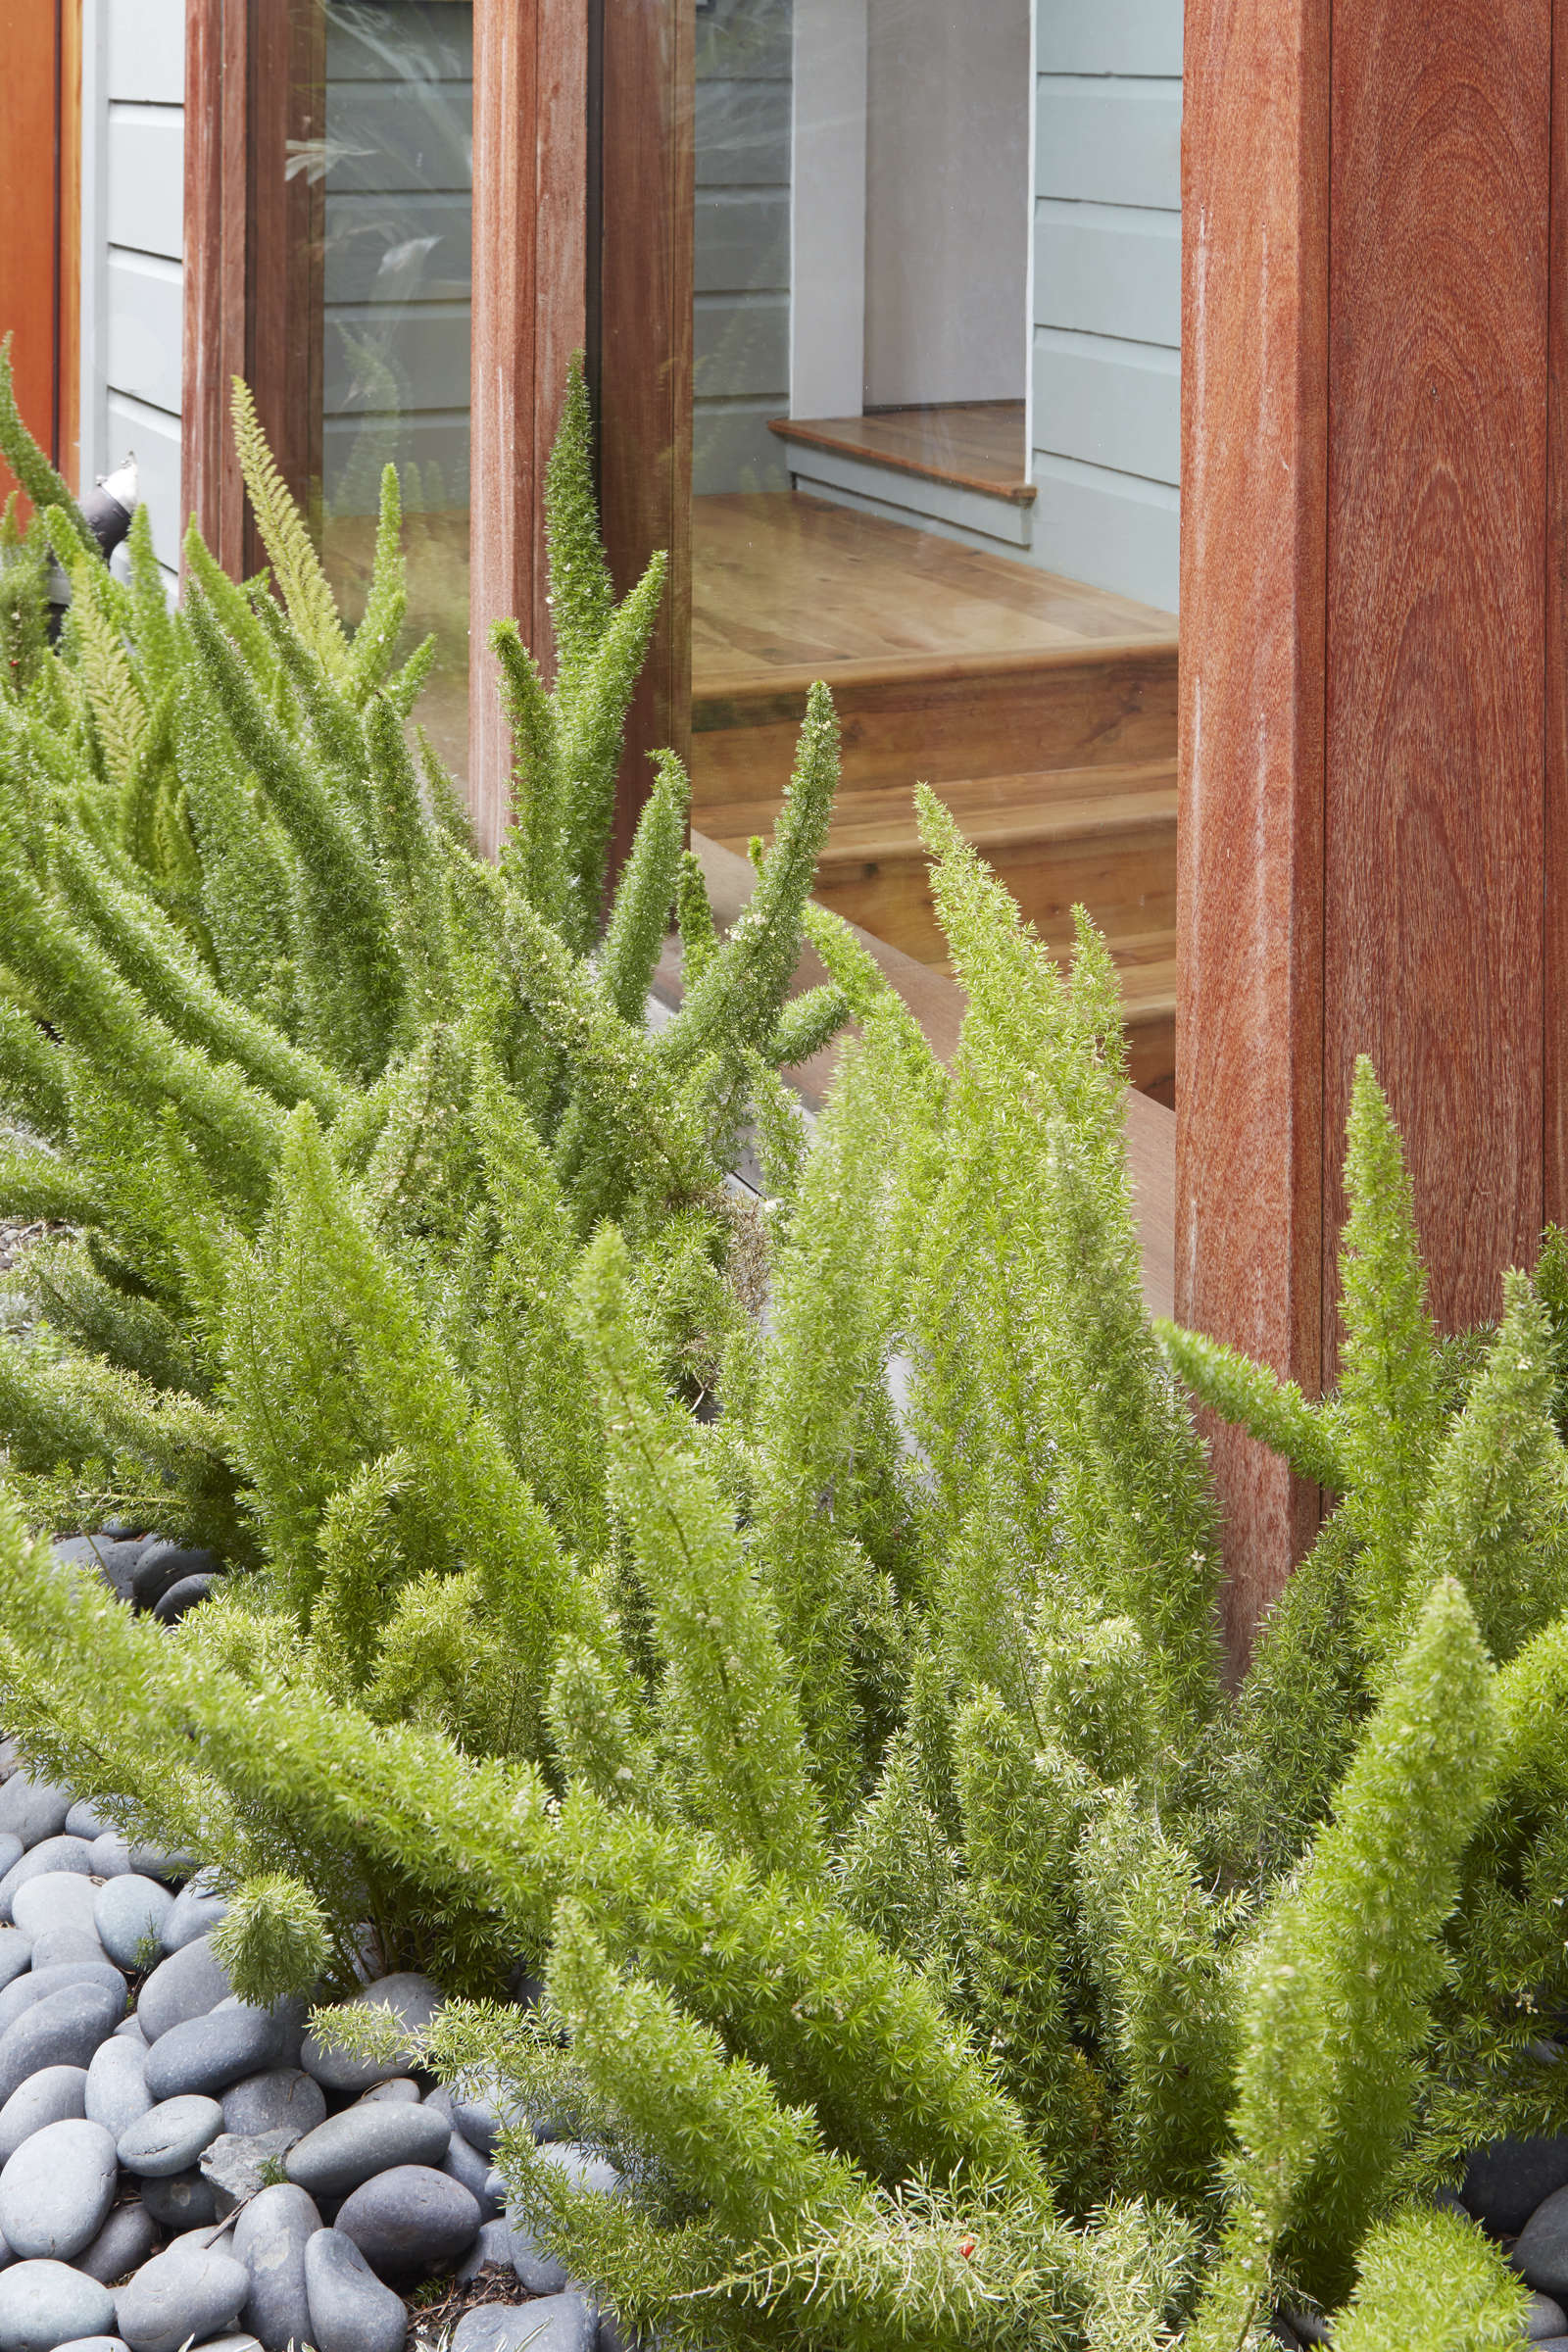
[{"left": 0, "top": 1525, "right": 617, "bottom": 2352}]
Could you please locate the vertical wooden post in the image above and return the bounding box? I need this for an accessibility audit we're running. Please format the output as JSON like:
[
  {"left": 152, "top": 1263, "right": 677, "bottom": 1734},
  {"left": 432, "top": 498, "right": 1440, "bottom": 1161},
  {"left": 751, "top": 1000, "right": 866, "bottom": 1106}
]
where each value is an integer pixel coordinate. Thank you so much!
[
  {"left": 467, "top": 0, "right": 588, "bottom": 857},
  {"left": 1180, "top": 0, "right": 1557, "bottom": 1663},
  {"left": 181, "top": 0, "right": 249, "bottom": 573},
  {"left": 597, "top": 0, "right": 693, "bottom": 878}
]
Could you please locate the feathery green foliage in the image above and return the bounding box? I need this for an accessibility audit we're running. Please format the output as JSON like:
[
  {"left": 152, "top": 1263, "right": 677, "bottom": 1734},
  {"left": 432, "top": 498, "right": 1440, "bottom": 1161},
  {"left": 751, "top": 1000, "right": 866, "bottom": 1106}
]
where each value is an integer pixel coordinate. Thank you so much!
[
  {"left": 0, "top": 336, "right": 1559, "bottom": 2349},
  {"left": 1331, "top": 2206, "right": 1526, "bottom": 2352}
]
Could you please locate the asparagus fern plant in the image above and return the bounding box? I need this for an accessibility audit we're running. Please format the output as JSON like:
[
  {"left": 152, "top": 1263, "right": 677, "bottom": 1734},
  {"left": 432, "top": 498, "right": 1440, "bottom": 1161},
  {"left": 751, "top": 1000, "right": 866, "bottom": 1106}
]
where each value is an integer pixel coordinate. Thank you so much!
[{"left": 0, "top": 342, "right": 1559, "bottom": 2348}]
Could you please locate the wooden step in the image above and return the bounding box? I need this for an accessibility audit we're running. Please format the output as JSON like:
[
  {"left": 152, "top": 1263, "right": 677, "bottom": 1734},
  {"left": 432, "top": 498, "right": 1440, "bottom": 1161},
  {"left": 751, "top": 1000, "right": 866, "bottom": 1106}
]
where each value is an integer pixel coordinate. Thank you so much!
[
  {"left": 703, "top": 764, "right": 1178, "bottom": 1102},
  {"left": 692, "top": 642, "right": 1179, "bottom": 810},
  {"left": 767, "top": 403, "right": 1038, "bottom": 507},
  {"left": 705, "top": 762, "right": 1176, "bottom": 962}
]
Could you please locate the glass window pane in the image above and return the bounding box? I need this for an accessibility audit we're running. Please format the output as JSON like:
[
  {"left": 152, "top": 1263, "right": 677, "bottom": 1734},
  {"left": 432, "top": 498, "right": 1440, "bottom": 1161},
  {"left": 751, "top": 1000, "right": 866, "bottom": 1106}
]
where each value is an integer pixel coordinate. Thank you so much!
[
  {"left": 688, "top": 0, "right": 1181, "bottom": 1102},
  {"left": 288, "top": 0, "right": 473, "bottom": 773}
]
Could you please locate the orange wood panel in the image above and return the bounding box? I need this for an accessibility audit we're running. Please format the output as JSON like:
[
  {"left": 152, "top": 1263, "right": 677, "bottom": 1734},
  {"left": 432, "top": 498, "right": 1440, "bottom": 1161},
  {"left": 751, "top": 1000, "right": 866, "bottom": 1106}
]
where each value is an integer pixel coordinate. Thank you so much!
[
  {"left": 1323, "top": 0, "right": 1549, "bottom": 1347},
  {"left": 1178, "top": 0, "right": 1330, "bottom": 1664},
  {"left": 598, "top": 0, "right": 693, "bottom": 879},
  {"left": 56, "top": 0, "right": 80, "bottom": 488},
  {"left": 468, "top": 0, "right": 589, "bottom": 856},
  {"left": 0, "top": 0, "right": 71, "bottom": 505}
]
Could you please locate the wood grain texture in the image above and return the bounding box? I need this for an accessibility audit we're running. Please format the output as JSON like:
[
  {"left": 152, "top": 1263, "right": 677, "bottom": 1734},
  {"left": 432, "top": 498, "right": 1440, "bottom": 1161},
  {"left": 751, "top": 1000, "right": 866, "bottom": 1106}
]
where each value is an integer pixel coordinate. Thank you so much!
[
  {"left": 467, "top": 0, "right": 588, "bottom": 855},
  {"left": 769, "top": 404, "right": 1036, "bottom": 505},
  {"left": 1178, "top": 0, "right": 1329, "bottom": 1666},
  {"left": 695, "top": 645, "right": 1178, "bottom": 806},
  {"left": 1548, "top": 0, "right": 1568, "bottom": 1229},
  {"left": 692, "top": 491, "right": 1172, "bottom": 687},
  {"left": 0, "top": 0, "right": 64, "bottom": 505},
  {"left": 598, "top": 0, "right": 693, "bottom": 883},
  {"left": 246, "top": 0, "right": 323, "bottom": 573},
  {"left": 1324, "top": 0, "right": 1548, "bottom": 1343},
  {"left": 180, "top": 0, "right": 247, "bottom": 573}
]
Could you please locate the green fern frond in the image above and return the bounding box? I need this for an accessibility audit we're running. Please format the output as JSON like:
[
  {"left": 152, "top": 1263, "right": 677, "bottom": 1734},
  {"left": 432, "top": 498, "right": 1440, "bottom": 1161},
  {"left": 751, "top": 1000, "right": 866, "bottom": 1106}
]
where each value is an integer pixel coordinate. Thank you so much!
[{"left": 229, "top": 377, "right": 348, "bottom": 677}]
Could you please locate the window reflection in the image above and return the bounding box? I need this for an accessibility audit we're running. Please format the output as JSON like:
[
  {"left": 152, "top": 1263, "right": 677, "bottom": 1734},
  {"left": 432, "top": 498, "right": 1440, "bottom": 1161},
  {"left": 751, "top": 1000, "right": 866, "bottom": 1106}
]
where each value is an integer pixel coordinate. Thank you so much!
[
  {"left": 688, "top": 0, "right": 1181, "bottom": 1103},
  {"left": 286, "top": 0, "right": 473, "bottom": 773}
]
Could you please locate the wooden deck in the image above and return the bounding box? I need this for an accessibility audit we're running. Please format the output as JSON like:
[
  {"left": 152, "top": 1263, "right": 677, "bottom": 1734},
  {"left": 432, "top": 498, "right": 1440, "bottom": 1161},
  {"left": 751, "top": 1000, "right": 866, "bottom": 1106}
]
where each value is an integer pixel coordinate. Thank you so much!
[
  {"left": 690, "top": 491, "right": 1181, "bottom": 1099},
  {"left": 767, "top": 401, "right": 1036, "bottom": 506},
  {"left": 693, "top": 492, "right": 1171, "bottom": 686}
]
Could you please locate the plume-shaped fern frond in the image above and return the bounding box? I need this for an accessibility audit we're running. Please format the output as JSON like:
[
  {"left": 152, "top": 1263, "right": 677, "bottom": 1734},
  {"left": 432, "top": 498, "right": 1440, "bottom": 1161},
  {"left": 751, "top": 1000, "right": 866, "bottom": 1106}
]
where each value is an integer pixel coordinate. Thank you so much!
[{"left": 229, "top": 376, "right": 348, "bottom": 677}]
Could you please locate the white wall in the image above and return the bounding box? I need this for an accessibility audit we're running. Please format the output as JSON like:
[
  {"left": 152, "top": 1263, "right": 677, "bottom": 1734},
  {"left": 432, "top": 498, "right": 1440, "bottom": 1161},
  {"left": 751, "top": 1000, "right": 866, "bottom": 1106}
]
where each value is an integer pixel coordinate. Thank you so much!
[
  {"left": 862, "top": 0, "right": 1029, "bottom": 410},
  {"left": 1032, "top": 0, "right": 1182, "bottom": 610},
  {"left": 80, "top": 0, "right": 186, "bottom": 581}
]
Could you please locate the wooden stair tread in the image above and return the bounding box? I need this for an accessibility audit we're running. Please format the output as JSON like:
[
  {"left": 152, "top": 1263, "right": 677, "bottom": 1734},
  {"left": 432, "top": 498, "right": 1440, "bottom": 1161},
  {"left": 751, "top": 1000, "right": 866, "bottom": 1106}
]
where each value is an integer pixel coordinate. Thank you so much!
[
  {"left": 702, "top": 763, "right": 1177, "bottom": 865},
  {"left": 768, "top": 404, "right": 1038, "bottom": 507},
  {"left": 694, "top": 636, "right": 1176, "bottom": 712}
]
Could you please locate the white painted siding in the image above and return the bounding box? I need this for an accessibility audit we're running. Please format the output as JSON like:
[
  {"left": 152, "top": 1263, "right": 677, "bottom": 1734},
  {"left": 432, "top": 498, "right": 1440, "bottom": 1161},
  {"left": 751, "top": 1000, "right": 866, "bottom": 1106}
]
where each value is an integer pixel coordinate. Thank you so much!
[
  {"left": 81, "top": 0, "right": 186, "bottom": 573},
  {"left": 1032, "top": 0, "right": 1182, "bottom": 610},
  {"left": 695, "top": 0, "right": 793, "bottom": 494}
]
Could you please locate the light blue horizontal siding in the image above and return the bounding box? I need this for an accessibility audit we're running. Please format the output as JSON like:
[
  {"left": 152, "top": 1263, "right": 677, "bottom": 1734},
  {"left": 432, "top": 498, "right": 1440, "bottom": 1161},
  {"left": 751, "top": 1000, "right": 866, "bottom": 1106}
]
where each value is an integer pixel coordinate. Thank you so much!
[
  {"left": 1032, "top": 0, "right": 1181, "bottom": 610},
  {"left": 695, "top": 293, "right": 790, "bottom": 396},
  {"left": 1034, "top": 204, "right": 1180, "bottom": 348},
  {"left": 1033, "top": 454, "right": 1179, "bottom": 611},
  {"left": 323, "top": 302, "right": 470, "bottom": 415},
  {"left": 105, "top": 105, "right": 183, "bottom": 262},
  {"left": 694, "top": 0, "right": 792, "bottom": 495},
  {"left": 107, "top": 0, "right": 184, "bottom": 105},
  {"left": 326, "top": 4, "right": 472, "bottom": 80},
  {"left": 322, "top": 410, "right": 469, "bottom": 510},
  {"left": 1032, "top": 328, "right": 1179, "bottom": 484},
  {"left": 1036, "top": 79, "right": 1181, "bottom": 212},
  {"left": 321, "top": 8, "right": 473, "bottom": 519},
  {"left": 106, "top": 252, "right": 182, "bottom": 417},
  {"left": 696, "top": 79, "right": 791, "bottom": 186},
  {"left": 322, "top": 83, "right": 472, "bottom": 197},
  {"left": 1036, "top": 0, "right": 1182, "bottom": 77},
  {"left": 695, "top": 194, "right": 790, "bottom": 298},
  {"left": 106, "top": 390, "right": 182, "bottom": 557},
  {"left": 94, "top": 0, "right": 186, "bottom": 564},
  {"left": 697, "top": 0, "right": 791, "bottom": 81},
  {"left": 322, "top": 193, "right": 471, "bottom": 303}
]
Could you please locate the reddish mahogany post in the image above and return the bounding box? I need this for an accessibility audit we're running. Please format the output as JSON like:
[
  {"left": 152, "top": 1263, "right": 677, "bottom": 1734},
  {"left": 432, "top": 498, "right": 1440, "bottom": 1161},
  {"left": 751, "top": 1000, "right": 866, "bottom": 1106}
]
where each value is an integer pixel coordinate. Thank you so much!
[
  {"left": 468, "top": 0, "right": 589, "bottom": 857},
  {"left": 597, "top": 0, "right": 695, "bottom": 881},
  {"left": 1181, "top": 0, "right": 1560, "bottom": 1667},
  {"left": 180, "top": 0, "right": 248, "bottom": 577},
  {"left": 1179, "top": 0, "right": 1329, "bottom": 1667}
]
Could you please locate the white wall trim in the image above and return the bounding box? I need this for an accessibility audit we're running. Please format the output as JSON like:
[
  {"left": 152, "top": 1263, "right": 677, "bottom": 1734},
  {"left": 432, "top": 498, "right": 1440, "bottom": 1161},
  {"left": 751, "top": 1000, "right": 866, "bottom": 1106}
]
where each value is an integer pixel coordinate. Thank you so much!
[
  {"left": 78, "top": 0, "right": 112, "bottom": 493},
  {"left": 1023, "top": 0, "right": 1038, "bottom": 464}
]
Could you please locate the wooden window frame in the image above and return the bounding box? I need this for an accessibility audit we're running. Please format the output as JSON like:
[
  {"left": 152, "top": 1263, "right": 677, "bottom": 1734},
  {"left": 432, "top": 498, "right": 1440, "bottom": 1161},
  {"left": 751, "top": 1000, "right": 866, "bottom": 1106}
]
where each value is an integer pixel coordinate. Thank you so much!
[{"left": 180, "top": 0, "right": 691, "bottom": 865}]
